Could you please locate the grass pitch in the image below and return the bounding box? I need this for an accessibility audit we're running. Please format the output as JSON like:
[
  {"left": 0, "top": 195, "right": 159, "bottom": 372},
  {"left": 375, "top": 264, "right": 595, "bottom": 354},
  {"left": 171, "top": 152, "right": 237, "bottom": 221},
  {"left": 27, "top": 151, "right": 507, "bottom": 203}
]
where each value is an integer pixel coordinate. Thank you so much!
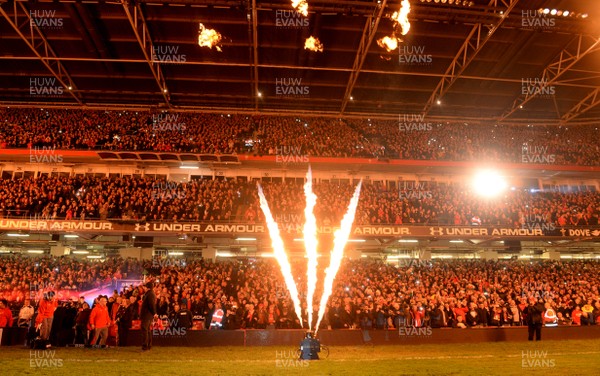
[{"left": 2, "top": 339, "right": 599, "bottom": 376}]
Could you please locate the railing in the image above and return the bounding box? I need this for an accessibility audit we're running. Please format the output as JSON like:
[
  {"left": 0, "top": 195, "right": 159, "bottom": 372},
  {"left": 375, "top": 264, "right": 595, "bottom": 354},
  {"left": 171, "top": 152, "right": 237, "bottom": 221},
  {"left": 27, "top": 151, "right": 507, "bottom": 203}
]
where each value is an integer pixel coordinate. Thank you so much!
[{"left": 2, "top": 212, "right": 600, "bottom": 229}]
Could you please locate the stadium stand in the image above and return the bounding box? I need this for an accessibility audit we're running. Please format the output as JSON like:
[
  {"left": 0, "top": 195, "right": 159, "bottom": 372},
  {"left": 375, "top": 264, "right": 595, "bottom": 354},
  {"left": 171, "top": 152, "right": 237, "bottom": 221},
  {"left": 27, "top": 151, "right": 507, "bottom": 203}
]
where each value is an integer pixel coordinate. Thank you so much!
[
  {"left": 1, "top": 257, "right": 599, "bottom": 334},
  {"left": 1, "top": 108, "right": 599, "bottom": 165}
]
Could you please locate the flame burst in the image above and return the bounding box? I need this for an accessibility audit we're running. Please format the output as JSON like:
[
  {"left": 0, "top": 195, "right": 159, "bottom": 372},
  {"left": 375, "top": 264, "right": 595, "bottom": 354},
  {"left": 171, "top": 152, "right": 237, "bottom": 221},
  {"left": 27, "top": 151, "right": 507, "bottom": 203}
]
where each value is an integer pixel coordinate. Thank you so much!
[
  {"left": 198, "top": 23, "right": 223, "bottom": 52},
  {"left": 304, "top": 36, "right": 324, "bottom": 52},
  {"left": 258, "top": 168, "right": 362, "bottom": 334},
  {"left": 376, "top": 0, "right": 411, "bottom": 52},
  {"left": 257, "top": 184, "right": 304, "bottom": 328},
  {"left": 292, "top": 0, "right": 308, "bottom": 17},
  {"left": 393, "top": 0, "right": 411, "bottom": 36},
  {"left": 314, "top": 181, "right": 362, "bottom": 334},
  {"left": 377, "top": 36, "right": 399, "bottom": 52},
  {"left": 303, "top": 167, "right": 318, "bottom": 331}
]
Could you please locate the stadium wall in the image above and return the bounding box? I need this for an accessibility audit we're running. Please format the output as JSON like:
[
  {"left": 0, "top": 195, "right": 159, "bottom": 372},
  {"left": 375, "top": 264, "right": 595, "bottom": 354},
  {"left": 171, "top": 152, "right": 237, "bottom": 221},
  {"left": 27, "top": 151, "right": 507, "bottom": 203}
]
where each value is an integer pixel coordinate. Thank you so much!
[{"left": 2, "top": 327, "right": 600, "bottom": 347}]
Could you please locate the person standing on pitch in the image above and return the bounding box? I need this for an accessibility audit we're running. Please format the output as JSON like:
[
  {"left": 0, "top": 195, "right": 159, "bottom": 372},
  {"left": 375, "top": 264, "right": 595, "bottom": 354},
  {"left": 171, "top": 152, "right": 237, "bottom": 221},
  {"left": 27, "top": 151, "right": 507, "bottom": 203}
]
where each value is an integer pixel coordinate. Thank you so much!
[
  {"left": 35, "top": 291, "right": 58, "bottom": 346},
  {"left": 525, "top": 298, "right": 545, "bottom": 341},
  {"left": 89, "top": 296, "right": 110, "bottom": 348},
  {"left": 140, "top": 282, "right": 157, "bottom": 351}
]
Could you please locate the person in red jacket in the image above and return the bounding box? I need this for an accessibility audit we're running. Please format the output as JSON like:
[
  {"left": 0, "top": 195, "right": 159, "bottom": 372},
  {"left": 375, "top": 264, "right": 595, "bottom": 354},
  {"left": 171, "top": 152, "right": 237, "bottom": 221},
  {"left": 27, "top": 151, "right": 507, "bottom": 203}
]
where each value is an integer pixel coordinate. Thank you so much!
[
  {"left": 572, "top": 306, "right": 583, "bottom": 326},
  {"left": 0, "top": 299, "right": 14, "bottom": 328},
  {"left": 35, "top": 292, "right": 58, "bottom": 341},
  {"left": 89, "top": 296, "right": 111, "bottom": 347}
]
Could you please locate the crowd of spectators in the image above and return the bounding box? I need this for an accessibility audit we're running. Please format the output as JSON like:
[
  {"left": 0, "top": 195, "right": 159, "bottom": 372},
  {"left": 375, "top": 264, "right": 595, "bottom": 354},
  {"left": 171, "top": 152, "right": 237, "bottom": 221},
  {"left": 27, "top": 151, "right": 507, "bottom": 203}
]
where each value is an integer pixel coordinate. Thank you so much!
[
  {"left": 1, "top": 108, "right": 598, "bottom": 165},
  {"left": 0, "top": 175, "right": 247, "bottom": 222},
  {"left": 0, "top": 257, "right": 142, "bottom": 304},
  {"left": 1, "top": 175, "right": 597, "bottom": 227},
  {"left": 344, "top": 119, "right": 600, "bottom": 166},
  {"left": 1, "top": 257, "right": 599, "bottom": 340}
]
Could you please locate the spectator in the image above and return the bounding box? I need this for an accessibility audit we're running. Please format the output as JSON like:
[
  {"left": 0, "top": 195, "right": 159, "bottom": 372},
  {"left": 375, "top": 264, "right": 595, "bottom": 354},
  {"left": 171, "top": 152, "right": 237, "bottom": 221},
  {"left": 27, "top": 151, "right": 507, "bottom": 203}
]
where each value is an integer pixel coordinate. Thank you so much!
[
  {"left": 581, "top": 301, "right": 595, "bottom": 325},
  {"left": 0, "top": 299, "right": 13, "bottom": 328},
  {"left": 17, "top": 298, "right": 34, "bottom": 328},
  {"left": 572, "top": 306, "right": 583, "bottom": 326},
  {"left": 89, "top": 296, "right": 110, "bottom": 348},
  {"left": 35, "top": 292, "right": 58, "bottom": 343},
  {"left": 170, "top": 303, "right": 192, "bottom": 330}
]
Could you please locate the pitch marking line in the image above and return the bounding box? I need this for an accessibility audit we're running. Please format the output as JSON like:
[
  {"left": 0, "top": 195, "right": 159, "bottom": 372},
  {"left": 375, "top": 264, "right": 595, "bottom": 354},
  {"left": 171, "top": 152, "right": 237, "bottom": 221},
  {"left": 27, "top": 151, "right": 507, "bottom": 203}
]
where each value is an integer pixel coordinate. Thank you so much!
[{"left": 52, "top": 351, "right": 600, "bottom": 363}]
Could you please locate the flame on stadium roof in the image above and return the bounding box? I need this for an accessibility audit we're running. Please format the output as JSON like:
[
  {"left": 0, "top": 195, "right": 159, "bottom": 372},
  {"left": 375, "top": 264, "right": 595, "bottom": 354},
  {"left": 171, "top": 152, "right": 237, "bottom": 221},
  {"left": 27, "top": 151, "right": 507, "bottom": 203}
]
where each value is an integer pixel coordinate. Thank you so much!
[
  {"left": 292, "top": 0, "right": 309, "bottom": 17},
  {"left": 198, "top": 23, "right": 223, "bottom": 52},
  {"left": 377, "top": 0, "right": 411, "bottom": 52},
  {"left": 304, "top": 36, "right": 324, "bottom": 52}
]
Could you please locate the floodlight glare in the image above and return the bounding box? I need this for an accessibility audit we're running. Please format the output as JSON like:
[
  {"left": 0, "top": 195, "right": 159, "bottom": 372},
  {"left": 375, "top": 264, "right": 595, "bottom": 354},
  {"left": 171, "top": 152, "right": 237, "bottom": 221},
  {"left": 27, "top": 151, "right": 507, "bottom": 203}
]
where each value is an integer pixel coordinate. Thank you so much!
[{"left": 472, "top": 170, "right": 508, "bottom": 198}]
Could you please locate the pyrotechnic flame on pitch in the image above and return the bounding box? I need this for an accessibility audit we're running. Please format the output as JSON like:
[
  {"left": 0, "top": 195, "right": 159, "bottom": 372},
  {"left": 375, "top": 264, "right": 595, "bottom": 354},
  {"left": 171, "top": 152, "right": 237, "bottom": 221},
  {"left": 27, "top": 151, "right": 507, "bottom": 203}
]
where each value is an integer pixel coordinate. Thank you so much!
[
  {"left": 198, "top": 23, "right": 223, "bottom": 52},
  {"left": 292, "top": 0, "right": 308, "bottom": 17},
  {"left": 376, "top": 0, "right": 411, "bottom": 52},
  {"left": 303, "top": 167, "right": 318, "bottom": 331},
  {"left": 304, "top": 36, "right": 324, "bottom": 52},
  {"left": 314, "top": 181, "right": 363, "bottom": 334},
  {"left": 257, "top": 184, "right": 304, "bottom": 328}
]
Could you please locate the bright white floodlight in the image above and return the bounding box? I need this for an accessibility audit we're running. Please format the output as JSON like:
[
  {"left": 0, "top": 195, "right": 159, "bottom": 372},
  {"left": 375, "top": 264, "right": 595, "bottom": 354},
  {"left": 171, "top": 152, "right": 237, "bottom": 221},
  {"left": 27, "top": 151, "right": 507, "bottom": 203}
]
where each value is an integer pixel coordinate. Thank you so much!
[{"left": 472, "top": 170, "right": 508, "bottom": 198}]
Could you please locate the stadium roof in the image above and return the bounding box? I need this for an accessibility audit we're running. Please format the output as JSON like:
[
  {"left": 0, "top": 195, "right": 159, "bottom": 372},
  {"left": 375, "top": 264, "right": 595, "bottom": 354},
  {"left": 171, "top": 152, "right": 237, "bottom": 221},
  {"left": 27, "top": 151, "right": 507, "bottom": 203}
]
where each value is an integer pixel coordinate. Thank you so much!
[{"left": 1, "top": 0, "right": 600, "bottom": 124}]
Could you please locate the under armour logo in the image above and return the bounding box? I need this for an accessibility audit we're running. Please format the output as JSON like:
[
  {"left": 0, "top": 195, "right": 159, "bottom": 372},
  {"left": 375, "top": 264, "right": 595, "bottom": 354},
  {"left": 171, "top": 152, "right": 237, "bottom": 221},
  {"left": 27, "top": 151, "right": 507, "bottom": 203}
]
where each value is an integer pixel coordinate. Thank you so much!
[
  {"left": 135, "top": 223, "right": 150, "bottom": 232},
  {"left": 429, "top": 227, "right": 444, "bottom": 236}
]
